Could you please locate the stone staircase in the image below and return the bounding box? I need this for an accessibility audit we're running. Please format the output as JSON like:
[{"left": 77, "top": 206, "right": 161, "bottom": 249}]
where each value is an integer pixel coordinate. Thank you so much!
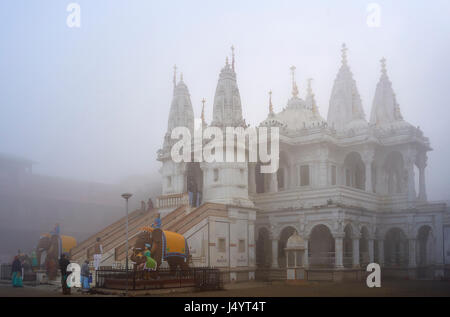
[
  {"left": 70, "top": 207, "right": 157, "bottom": 264},
  {"left": 71, "top": 199, "right": 230, "bottom": 266},
  {"left": 113, "top": 202, "right": 228, "bottom": 262}
]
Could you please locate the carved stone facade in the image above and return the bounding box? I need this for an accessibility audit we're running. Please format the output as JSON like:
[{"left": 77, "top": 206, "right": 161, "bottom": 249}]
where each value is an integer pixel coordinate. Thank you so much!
[{"left": 157, "top": 45, "right": 448, "bottom": 280}]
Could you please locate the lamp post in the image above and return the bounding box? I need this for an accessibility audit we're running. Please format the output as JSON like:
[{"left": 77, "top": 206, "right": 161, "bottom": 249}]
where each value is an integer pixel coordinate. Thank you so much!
[{"left": 121, "top": 192, "right": 132, "bottom": 296}]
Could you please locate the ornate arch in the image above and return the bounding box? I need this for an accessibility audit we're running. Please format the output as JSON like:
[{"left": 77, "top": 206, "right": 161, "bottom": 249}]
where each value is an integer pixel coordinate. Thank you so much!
[
  {"left": 412, "top": 224, "right": 434, "bottom": 239},
  {"left": 304, "top": 221, "right": 334, "bottom": 239},
  {"left": 278, "top": 224, "right": 300, "bottom": 239},
  {"left": 255, "top": 225, "right": 271, "bottom": 241}
]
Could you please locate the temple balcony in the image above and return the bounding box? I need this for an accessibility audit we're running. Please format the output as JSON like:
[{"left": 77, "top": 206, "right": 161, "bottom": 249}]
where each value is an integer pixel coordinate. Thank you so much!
[{"left": 251, "top": 185, "right": 444, "bottom": 213}]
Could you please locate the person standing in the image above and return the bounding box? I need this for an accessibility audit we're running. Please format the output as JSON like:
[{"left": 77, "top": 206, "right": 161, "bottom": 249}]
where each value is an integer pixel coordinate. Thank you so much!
[
  {"left": 93, "top": 237, "right": 103, "bottom": 270},
  {"left": 59, "top": 253, "right": 71, "bottom": 295},
  {"left": 147, "top": 198, "right": 154, "bottom": 211},
  {"left": 80, "top": 260, "right": 90, "bottom": 292},
  {"left": 11, "top": 256, "right": 23, "bottom": 287},
  {"left": 187, "top": 179, "right": 197, "bottom": 207},
  {"left": 151, "top": 213, "right": 161, "bottom": 229},
  {"left": 31, "top": 251, "right": 38, "bottom": 271}
]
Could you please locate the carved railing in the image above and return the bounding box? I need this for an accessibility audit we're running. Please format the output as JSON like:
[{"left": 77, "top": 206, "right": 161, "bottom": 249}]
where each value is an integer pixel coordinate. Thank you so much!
[{"left": 156, "top": 192, "right": 189, "bottom": 209}]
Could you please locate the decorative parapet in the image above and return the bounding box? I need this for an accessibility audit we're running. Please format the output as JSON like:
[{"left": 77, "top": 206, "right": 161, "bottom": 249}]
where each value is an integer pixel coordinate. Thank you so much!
[{"left": 156, "top": 192, "right": 189, "bottom": 209}]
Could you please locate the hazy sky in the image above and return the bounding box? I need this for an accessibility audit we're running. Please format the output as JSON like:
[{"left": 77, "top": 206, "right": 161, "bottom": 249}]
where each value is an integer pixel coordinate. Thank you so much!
[{"left": 1, "top": 0, "right": 449, "bottom": 200}]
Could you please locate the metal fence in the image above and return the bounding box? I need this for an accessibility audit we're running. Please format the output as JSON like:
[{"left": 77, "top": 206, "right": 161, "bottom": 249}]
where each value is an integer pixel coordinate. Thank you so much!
[
  {"left": 95, "top": 267, "right": 222, "bottom": 291},
  {"left": 1, "top": 264, "right": 11, "bottom": 280},
  {"left": 0, "top": 264, "right": 36, "bottom": 281}
]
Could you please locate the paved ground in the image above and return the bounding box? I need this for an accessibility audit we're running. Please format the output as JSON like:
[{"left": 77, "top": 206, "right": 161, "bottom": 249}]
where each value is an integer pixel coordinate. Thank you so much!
[
  {"left": 176, "top": 280, "right": 450, "bottom": 297},
  {"left": 1, "top": 280, "right": 449, "bottom": 297}
]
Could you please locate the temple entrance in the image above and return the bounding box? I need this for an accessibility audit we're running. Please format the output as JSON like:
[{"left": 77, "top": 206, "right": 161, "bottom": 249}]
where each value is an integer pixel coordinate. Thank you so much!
[
  {"left": 417, "top": 225, "right": 433, "bottom": 278},
  {"left": 384, "top": 228, "right": 409, "bottom": 267},
  {"left": 256, "top": 228, "right": 271, "bottom": 268},
  {"left": 309, "top": 224, "right": 335, "bottom": 267},
  {"left": 417, "top": 225, "right": 433, "bottom": 266},
  {"left": 186, "top": 162, "right": 203, "bottom": 207},
  {"left": 278, "top": 226, "right": 296, "bottom": 268},
  {"left": 343, "top": 224, "right": 353, "bottom": 268},
  {"left": 360, "top": 226, "right": 370, "bottom": 266}
]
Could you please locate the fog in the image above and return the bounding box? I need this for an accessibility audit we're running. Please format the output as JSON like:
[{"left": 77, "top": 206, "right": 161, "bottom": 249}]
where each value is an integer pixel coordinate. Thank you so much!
[{"left": 1, "top": 1, "right": 450, "bottom": 257}]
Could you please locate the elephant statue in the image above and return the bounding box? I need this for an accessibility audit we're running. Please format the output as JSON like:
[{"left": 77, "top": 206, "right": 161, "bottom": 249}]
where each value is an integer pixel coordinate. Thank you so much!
[
  {"left": 130, "top": 228, "right": 190, "bottom": 275},
  {"left": 35, "top": 233, "right": 77, "bottom": 280}
]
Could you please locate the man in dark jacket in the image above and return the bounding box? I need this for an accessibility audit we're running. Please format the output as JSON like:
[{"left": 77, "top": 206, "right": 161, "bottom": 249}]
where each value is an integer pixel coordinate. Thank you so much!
[
  {"left": 59, "top": 253, "right": 71, "bottom": 295},
  {"left": 11, "top": 256, "right": 23, "bottom": 287}
]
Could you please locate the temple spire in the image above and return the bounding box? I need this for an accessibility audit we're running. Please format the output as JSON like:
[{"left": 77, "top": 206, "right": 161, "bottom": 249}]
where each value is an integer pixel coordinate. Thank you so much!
[
  {"left": 173, "top": 64, "right": 177, "bottom": 91},
  {"left": 305, "top": 78, "right": 319, "bottom": 114},
  {"left": 370, "top": 57, "right": 406, "bottom": 126},
  {"left": 341, "top": 43, "right": 348, "bottom": 65},
  {"left": 380, "top": 57, "right": 387, "bottom": 75},
  {"left": 290, "top": 65, "right": 299, "bottom": 97},
  {"left": 327, "top": 44, "right": 367, "bottom": 131},
  {"left": 211, "top": 50, "right": 244, "bottom": 127},
  {"left": 307, "top": 78, "right": 313, "bottom": 95},
  {"left": 201, "top": 98, "right": 206, "bottom": 125},
  {"left": 268, "top": 90, "right": 274, "bottom": 115},
  {"left": 231, "top": 45, "right": 235, "bottom": 71}
]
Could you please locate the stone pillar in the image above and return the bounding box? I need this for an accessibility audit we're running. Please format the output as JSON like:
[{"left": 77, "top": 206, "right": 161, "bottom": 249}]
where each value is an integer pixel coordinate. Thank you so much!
[
  {"left": 377, "top": 239, "right": 384, "bottom": 266},
  {"left": 368, "top": 239, "right": 374, "bottom": 264},
  {"left": 303, "top": 238, "right": 309, "bottom": 268},
  {"left": 417, "top": 152, "right": 427, "bottom": 201},
  {"left": 248, "top": 221, "right": 255, "bottom": 268},
  {"left": 229, "top": 220, "right": 238, "bottom": 270},
  {"left": 269, "top": 172, "right": 278, "bottom": 193},
  {"left": 248, "top": 163, "right": 257, "bottom": 194},
  {"left": 318, "top": 146, "right": 329, "bottom": 187},
  {"left": 352, "top": 236, "right": 360, "bottom": 268},
  {"left": 434, "top": 213, "right": 444, "bottom": 278},
  {"left": 271, "top": 239, "right": 279, "bottom": 268},
  {"left": 334, "top": 234, "right": 344, "bottom": 268},
  {"left": 405, "top": 152, "right": 417, "bottom": 205},
  {"left": 363, "top": 149, "right": 374, "bottom": 193},
  {"left": 408, "top": 238, "right": 417, "bottom": 268}
]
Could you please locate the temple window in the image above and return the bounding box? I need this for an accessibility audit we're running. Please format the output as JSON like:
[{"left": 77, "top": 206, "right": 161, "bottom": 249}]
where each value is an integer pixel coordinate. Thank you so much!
[
  {"left": 218, "top": 238, "right": 226, "bottom": 252},
  {"left": 300, "top": 165, "right": 310, "bottom": 186},
  {"left": 238, "top": 239, "right": 246, "bottom": 253}
]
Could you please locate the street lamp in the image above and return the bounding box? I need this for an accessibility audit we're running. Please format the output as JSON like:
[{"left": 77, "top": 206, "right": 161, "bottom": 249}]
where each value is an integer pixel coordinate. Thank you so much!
[{"left": 121, "top": 192, "right": 132, "bottom": 296}]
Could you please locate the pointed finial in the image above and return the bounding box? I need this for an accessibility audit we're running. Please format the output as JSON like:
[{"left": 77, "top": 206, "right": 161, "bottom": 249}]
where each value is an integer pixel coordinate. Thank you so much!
[
  {"left": 290, "top": 65, "right": 299, "bottom": 97},
  {"left": 311, "top": 93, "right": 319, "bottom": 114},
  {"left": 231, "top": 45, "right": 235, "bottom": 71},
  {"left": 341, "top": 43, "right": 348, "bottom": 65},
  {"left": 307, "top": 78, "right": 313, "bottom": 95},
  {"left": 225, "top": 56, "right": 229, "bottom": 66},
  {"left": 201, "top": 98, "right": 206, "bottom": 124},
  {"left": 180, "top": 72, "right": 184, "bottom": 82},
  {"left": 173, "top": 64, "right": 177, "bottom": 88},
  {"left": 268, "top": 90, "right": 274, "bottom": 114},
  {"left": 380, "top": 57, "right": 387, "bottom": 75}
]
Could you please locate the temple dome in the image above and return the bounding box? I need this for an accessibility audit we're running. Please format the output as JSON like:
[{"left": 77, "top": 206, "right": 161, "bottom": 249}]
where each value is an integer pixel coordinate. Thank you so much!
[{"left": 286, "top": 232, "right": 305, "bottom": 250}]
